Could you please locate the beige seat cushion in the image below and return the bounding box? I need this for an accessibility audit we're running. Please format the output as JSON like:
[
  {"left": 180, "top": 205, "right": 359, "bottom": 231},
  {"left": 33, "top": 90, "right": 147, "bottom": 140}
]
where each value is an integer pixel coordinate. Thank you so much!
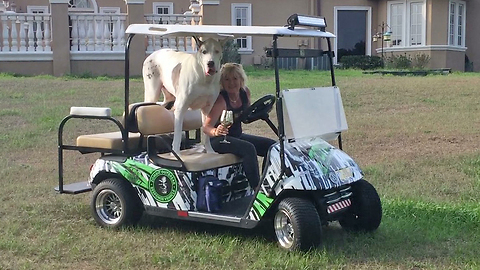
[
  {"left": 76, "top": 132, "right": 142, "bottom": 150},
  {"left": 136, "top": 105, "right": 202, "bottom": 135},
  {"left": 158, "top": 147, "right": 242, "bottom": 171}
]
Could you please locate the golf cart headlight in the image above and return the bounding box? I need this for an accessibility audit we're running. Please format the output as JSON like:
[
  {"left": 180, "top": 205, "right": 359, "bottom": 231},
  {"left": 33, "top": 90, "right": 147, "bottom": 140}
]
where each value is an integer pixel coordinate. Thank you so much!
[
  {"left": 287, "top": 14, "right": 327, "bottom": 30},
  {"left": 337, "top": 167, "right": 353, "bottom": 181}
]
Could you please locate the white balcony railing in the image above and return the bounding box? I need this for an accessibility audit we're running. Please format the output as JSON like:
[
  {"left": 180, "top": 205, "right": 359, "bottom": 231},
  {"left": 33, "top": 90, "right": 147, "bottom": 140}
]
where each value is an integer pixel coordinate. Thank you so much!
[
  {"left": 145, "top": 14, "right": 201, "bottom": 53},
  {"left": 69, "top": 13, "right": 126, "bottom": 52},
  {"left": 0, "top": 12, "right": 201, "bottom": 57},
  {"left": 0, "top": 13, "right": 51, "bottom": 52}
]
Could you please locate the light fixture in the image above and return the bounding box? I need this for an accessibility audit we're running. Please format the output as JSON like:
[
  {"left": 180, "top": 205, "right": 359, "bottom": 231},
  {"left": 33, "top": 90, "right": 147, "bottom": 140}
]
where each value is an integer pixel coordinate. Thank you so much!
[
  {"left": 287, "top": 14, "right": 326, "bottom": 30},
  {"left": 372, "top": 22, "right": 392, "bottom": 66},
  {"left": 383, "top": 31, "right": 392, "bottom": 42}
]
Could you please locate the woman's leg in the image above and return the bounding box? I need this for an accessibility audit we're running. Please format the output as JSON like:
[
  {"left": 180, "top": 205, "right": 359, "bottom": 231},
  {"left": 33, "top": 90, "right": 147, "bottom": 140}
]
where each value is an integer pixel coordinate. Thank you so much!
[
  {"left": 238, "top": 134, "right": 276, "bottom": 157},
  {"left": 211, "top": 136, "right": 260, "bottom": 188}
]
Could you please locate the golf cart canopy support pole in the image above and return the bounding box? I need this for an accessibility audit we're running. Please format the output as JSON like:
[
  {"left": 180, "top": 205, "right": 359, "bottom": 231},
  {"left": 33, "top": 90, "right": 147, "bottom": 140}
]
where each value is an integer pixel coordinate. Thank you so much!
[
  {"left": 124, "top": 33, "right": 134, "bottom": 146},
  {"left": 272, "top": 35, "right": 287, "bottom": 181},
  {"left": 327, "top": 38, "right": 336, "bottom": 87},
  {"left": 326, "top": 37, "right": 343, "bottom": 149}
]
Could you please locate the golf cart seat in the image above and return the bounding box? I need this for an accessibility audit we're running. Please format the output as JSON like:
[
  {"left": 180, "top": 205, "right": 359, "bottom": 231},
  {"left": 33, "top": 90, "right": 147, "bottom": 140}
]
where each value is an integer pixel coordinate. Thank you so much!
[
  {"left": 132, "top": 103, "right": 242, "bottom": 171},
  {"left": 74, "top": 103, "right": 242, "bottom": 171},
  {"left": 74, "top": 102, "right": 198, "bottom": 153}
]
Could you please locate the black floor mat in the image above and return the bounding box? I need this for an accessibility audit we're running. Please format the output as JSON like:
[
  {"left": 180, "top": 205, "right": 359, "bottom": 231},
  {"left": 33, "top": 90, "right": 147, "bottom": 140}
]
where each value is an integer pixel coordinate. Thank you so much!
[{"left": 216, "top": 195, "right": 254, "bottom": 218}]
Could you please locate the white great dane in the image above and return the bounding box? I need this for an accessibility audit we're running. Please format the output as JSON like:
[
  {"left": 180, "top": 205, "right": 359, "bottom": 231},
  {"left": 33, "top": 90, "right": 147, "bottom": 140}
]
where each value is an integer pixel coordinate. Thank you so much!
[{"left": 142, "top": 37, "right": 225, "bottom": 154}]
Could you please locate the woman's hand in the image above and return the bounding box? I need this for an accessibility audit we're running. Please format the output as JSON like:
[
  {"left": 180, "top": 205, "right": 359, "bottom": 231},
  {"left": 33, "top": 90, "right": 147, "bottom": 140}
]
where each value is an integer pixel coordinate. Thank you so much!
[{"left": 215, "top": 124, "right": 229, "bottom": 136}]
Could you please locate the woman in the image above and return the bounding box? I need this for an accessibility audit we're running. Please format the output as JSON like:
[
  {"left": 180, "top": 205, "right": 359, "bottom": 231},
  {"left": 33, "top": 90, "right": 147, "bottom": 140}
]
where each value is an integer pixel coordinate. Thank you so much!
[{"left": 203, "top": 63, "right": 276, "bottom": 189}]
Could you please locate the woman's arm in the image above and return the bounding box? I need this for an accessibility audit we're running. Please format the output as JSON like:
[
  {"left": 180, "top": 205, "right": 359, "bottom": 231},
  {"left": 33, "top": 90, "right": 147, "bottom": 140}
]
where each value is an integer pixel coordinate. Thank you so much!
[
  {"left": 203, "top": 95, "right": 227, "bottom": 137},
  {"left": 244, "top": 86, "right": 252, "bottom": 106}
]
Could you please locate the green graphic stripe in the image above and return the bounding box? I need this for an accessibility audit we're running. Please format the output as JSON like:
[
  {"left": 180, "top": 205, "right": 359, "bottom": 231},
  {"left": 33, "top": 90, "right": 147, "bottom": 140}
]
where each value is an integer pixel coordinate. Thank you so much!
[
  {"left": 111, "top": 161, "right": 150, "bottom": 190},
  {"left": 253, "top": 193, "right": 274, "bottom": 217},
  {"left": 124, "top": 159, "right": 156, "bottom": 174}
]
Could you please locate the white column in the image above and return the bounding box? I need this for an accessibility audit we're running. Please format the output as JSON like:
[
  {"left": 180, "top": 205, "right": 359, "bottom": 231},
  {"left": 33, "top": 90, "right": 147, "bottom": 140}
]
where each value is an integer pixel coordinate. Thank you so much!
[
  {"left": 78, "top": 16, "right": 86, "bottom": 51},
  {"left": 18, "top": 15, "right": 27, "bottom": 51},
  {"left": 86, "top": 16, "right": 94, "bottom": 51},
  {"left": 103, "top": 16, "right": 111, "bottom": 51},
  {"left": 27, "top": 16, "right": 34, "bottom": 51},
  {"left": 95, "top": 16, "right": 103, "bottom": 51},
  {"left": 35, "top": 15, "right": 43, "bottom": 51},
  {"left": 44, "top": 15, "right": 51, "bottom": 51},
  {"left": 1, "top": 15, "right": 9, "bottom": 51},
  {"left": 71, "top": 16, "right": 79, "bottom": 51},
  {"left": 10, "top": 16, "right": 18, "bottom": 51}
]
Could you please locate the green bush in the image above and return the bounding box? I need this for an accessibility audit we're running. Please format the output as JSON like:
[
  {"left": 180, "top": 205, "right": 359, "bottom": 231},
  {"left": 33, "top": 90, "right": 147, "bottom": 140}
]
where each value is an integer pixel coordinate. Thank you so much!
[
  {"left": 386, "top": 53, "right": 431, "bottom": 70},
  {"left": 222, "top": 39, "right": 241, "bottom": 64},
  {"left": 411, "top": 54, "right": 430, "bottom": 70},
  {"left": 386, "top": 53, "right": 412, "bottom": 69},
  {"left": 339, "top": 55, "right": 383, "bottom": 70}
]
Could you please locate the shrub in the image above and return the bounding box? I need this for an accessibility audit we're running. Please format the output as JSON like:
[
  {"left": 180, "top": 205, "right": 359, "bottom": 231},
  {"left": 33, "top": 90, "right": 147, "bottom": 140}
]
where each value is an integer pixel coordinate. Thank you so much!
[
  {"left": 386, "top": 53, "right": 431, "bottom": 70},
  {"left": 339, "top": 55, "right": 383, "bottom": 70},
  {"left": 411, "top": 54, "right": 431, "bottom": 70},
  {"left": 222, "top": 39, "right": 241, "bottom": 64},
  {"left": 386, "top": 53, "right": 412, "bottom": 69}
]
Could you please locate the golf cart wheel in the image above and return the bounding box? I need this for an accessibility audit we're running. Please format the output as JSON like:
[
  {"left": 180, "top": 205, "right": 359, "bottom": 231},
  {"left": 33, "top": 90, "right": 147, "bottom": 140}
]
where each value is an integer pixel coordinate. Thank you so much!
[
  {"left": 91, "top": 178, "right": 143, "bottom": 228},
  {"left": 274, "top": 197, "right": 322, "bottom": 251},
  {"left": 339, "top": 179, "right": 382, "bottom": 232}
]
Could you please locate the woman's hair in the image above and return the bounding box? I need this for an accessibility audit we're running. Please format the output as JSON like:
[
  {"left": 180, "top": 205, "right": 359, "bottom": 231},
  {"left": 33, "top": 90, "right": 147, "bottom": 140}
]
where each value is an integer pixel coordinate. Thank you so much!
[{"left": 220, "top": 63, "right": 247, "bottom": 88}]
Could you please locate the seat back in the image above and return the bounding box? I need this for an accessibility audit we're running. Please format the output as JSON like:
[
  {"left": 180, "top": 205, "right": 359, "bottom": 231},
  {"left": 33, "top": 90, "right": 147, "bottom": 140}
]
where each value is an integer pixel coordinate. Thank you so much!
[{"left": 129, "top": 103, "right": 202, "bottom": 136}]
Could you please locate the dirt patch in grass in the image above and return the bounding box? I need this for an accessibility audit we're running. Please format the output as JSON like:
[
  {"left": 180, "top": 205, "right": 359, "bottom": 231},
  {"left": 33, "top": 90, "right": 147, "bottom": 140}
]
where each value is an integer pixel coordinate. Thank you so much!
[
  {"left": 349, "top": 132, "right": 480, "bottom": 166},
  {"left": 0, "top": 115, "right": 27, "bottom": 132}
]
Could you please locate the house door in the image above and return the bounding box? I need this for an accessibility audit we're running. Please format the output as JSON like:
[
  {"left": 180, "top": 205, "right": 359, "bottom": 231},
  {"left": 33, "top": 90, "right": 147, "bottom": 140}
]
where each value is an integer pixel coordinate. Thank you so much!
[{"left": 334, "top": 7, "right": 371, "bottom": 63}]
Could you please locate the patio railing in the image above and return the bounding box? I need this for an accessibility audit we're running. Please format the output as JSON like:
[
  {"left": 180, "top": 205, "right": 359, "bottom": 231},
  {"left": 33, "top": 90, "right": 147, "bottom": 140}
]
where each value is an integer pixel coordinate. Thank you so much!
[
  {"left": 145, "top": 14, "right": 201, "bottom": 53},
  {"left": 0, "top": 13, "right": 202, "bottom": 56},
  {"left": 69, "top": 13, "right": 127, "bottom": 52},
  {"left": 0, "top": 13, "right": 51, "bottom": 52}
]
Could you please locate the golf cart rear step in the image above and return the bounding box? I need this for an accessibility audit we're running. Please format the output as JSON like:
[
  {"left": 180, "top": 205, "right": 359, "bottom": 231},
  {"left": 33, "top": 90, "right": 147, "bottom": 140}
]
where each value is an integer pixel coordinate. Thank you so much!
[{"left": 55, "top": 181, "right": 91, "bottom": 194}]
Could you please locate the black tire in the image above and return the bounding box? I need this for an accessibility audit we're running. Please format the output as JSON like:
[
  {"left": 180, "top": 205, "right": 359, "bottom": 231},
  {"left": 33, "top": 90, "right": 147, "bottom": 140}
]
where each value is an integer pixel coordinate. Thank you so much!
[
  {"left": 273, "top": 197, "right": 322, "bottom": 251},
  {"left": 91, "top": 178, "right": 143, "bottom": 228},
  {"left": 339, "top": 179, "right": 382, "bottom": 232}
]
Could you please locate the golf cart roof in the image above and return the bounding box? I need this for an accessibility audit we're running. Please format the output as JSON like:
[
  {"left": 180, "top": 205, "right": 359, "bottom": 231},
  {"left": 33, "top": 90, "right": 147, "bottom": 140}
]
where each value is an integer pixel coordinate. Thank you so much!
[{"left": 125, "top": 24, "right": 336, "bottom": 39}]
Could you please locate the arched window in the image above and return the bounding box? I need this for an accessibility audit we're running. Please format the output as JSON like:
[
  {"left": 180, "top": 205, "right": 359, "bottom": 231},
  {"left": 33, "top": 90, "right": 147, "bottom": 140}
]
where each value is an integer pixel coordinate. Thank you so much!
[{"left": 68, "top": 0, "right": 97, "bottom": 12}]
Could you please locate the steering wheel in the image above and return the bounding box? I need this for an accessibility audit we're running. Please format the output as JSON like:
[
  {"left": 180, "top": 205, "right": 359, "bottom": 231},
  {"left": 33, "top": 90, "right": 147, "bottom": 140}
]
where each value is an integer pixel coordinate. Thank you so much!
[{"left": 240, "top": 94, "right": 275, "bottom": 124}]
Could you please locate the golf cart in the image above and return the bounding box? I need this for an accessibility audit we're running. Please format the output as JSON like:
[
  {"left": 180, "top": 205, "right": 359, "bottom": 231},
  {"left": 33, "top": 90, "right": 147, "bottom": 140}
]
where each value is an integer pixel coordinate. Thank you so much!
[{"left": 56, "top": 14, "right": 382, "bottom": 251}]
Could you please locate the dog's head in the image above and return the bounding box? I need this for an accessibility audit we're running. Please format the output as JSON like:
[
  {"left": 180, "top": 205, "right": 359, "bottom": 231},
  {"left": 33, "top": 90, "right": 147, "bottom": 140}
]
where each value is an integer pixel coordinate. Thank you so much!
[{"left": 193, "top": 37, "right": 224, "bottom": 77}]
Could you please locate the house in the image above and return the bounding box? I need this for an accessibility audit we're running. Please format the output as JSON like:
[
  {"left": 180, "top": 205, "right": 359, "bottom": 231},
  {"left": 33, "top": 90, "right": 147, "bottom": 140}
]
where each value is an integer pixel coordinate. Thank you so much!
[{"left": 0, "top": 0, "right": 476, "bottom": 76}]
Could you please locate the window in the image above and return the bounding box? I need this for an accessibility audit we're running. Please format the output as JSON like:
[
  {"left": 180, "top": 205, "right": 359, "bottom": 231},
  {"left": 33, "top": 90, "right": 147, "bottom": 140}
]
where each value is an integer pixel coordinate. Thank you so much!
[
  {"left": 69, "top": 0, "right": 91, "bottom": 9},
  {"left": 231, "top": 3, "right": 252, "bottom": 53},
  {"left": 449, "top": 0, "right": 466, "bottom": 47},
  {"left": 387, "top": 0, "right": 426, "bottom": 47},
  {"left": 409, "top": 2, "right": 422, "bottom": 45},
  {"left": 153, "top": 2, "right": 173, "bottom": 15},
  {"left": 336, "top": 10, "right": 368, "bottom": 61},
  {"left": 390, "top": 3, "right": 403, "bottom": 46},
  {"left": 68, "top": 0, "right": 96, "bottom": 12}
]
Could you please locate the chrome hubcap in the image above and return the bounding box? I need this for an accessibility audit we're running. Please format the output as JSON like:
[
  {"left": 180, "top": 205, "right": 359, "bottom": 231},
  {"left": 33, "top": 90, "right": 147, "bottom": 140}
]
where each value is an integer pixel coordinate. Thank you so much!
[
  {"left": 95, "top": 189, "right": 122, "bottom": 225},
  {"left": 274, "top": 209, "right": 295, "bottom": 249}
]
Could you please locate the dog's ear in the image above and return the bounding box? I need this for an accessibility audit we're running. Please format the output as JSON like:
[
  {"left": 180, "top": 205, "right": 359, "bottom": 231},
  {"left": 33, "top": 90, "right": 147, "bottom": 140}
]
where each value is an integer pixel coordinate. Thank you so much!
[{"left": 193, "top": 36, "right": 203, "bottom": 48}]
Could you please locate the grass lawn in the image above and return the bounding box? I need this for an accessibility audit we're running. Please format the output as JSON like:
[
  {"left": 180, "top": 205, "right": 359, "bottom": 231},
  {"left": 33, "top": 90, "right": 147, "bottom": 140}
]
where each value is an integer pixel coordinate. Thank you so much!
[{"left": 0, "top": 70, "right": 479, "bottom": 269}]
